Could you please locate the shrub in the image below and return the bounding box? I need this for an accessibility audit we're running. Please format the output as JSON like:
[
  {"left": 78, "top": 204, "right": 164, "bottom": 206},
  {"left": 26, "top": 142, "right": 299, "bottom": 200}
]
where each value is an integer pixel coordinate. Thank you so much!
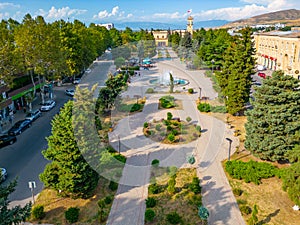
[
  {"left": 240, "top": 205, "right": 252, "bottom": 215},
  {"left": 186, "top": 116, "right": 192, "bottom": 122},
  {"left": 167, "top": 176, "right": 176, "bottom": 194},
  {"left": 187, "top": 193, "right": 202, "bottom": 206},
  {"left": 149, "top": 183, "right": 160, "bottom": 194},
  {"left": 167, "top": 125, "right": 172, "bottom": 131},
  {"left": 145, "top": 197, "right": 157, "bottom": 208},
  {"left": 197, "top": 103, "right": 211, "bottom": 112},
  {"left": 188, "top": 88, "right": 194, "bottom": 94},
  {"left": 155, "top": 124, "right": 161, "bottom": 131},
  {"left": 65, "top": 207, "right": 80, "bottom": 223},
  {"left": 109, "top": 181, "right": 118, "bottom": 191},
  {"left": 167, "top": 112, "right": 173, "bottom": 120},
  {"left": 104, "top": 195, "right": 113, "bottom": 204},
  {"left": 146, "top": 88, "right": 155, "bottom": 93},
  {"left": 189, "top": 177, "right": 201, "bottom": 194},
  {"left": 233, "top": 188, "right": 243, "bottom": 196},
  {"left": 166, "top": 211, "right": 182, "bottom": 224},
  {"left": 31, "top": 205, "right": 45, "bottom": 220},
  {"left": 130, "top": 103, "right": 141, "bottom": 112},
  {"left": 225, "top": 160, "right": 278, "bottom": 185},
  {"left": 151, "top": 159, "right": 160, "bottom": 167},
  {"left": 167, "top": 133, "right": 175, "bottom": 142},
  {"left": 113, "top": 154, "right": 126, "bottom": 163},
  {"left": 160, "top": 131, "right": 166, "bottom": 137},
  {"left": 171, "top": 129, "right": 179, "bottom": 136},
  {"left": 168, "top": 166, "right": 178, "bottom": 177},
  {"left": 159, "top": 95, "right": 175, "bottom": 108},
  {"left": 196, "top": 125, "right": 201, "bottom": 132},
  {"left": 145, "top": 209, "right": 155, "bottom": 222},
  {"left": 144, "top": 122, "right": 149, "bottom": 128}
]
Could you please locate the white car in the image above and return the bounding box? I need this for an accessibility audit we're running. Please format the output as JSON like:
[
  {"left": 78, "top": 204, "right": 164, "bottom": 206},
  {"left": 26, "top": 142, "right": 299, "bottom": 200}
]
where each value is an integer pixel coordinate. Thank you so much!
[
  {"left": 85, "top": 68, "right": 91, "bottom": 73},
  {"left": 25, "top": 109, "right": 42, "bottom": 121},
  {"left": 73, "top": 78, "right": 81, "bottom": 84},
  {"left": 1, "top": 168, "right": 7, "bottom": 182},
  {"left": 65, "top": 89, "right": 75, "bottom": 97},
  {"left": 40, "top": 100, "right": 56, "bottom": 111}
]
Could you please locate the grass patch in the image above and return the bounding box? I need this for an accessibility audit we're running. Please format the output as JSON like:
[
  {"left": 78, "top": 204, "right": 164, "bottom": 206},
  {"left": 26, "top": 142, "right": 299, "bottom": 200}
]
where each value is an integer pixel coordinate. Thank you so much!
[
  {"left": 29, "top": 177, "right": 118, "bottom": 224},
  {"left": 224, "top": 150, "right": 300, "bottom": 225},
  {"left": 146, "top": 167, "right": 207, "bottom": 224}
]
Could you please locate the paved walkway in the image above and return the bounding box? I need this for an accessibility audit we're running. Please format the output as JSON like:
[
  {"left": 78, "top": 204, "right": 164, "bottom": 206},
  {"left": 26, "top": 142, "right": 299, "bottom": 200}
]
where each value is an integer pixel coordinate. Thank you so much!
[{"left": 107, "top": 48, "right": 245, "bottom": 225}]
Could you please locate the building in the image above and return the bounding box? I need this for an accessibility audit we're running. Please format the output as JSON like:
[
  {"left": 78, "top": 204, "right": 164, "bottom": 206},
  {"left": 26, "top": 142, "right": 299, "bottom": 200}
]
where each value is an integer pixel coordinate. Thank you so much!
[
  {"left": 152, "top": 16, "right": 194, "bottom": 47},
  {"left": 96, "top": 23, "right": 114, "bottom": 30},
  {"left": 254, "top": 27, "right": 300, "bottom": 79}
]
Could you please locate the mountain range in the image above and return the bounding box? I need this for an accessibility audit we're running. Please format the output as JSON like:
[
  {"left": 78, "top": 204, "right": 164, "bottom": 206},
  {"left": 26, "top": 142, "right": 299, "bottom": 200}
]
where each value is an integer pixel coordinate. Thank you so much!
[
  {"left": 113, "top": 8, "right": 300, "bottom": 30},
  {"left": 222, "top": 9, "right": 300, "bottom": 28},
  {"left": 114, "top": 20, "right": 229, "bottom": 30}
]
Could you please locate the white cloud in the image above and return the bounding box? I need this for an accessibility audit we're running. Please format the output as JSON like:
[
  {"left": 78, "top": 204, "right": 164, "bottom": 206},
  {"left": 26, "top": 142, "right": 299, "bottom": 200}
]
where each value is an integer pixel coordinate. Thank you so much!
[
  {"left": 0, "top": 12, "right": 10, "bottom": 20},
  {"left": 93, "top": 6, "right": 132, "bottom": 21},
  {"left": 36, "top": 6, "right": 87, "bottom": 20},
  {"left": 0, "top": 2, "right": 20, "bottom": 9}
]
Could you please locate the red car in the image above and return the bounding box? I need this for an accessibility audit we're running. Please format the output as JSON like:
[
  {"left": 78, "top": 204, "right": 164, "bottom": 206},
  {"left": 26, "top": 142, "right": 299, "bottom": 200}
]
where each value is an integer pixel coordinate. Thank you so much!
[{"left": 258, "top": 72, "right": 266, "bottom": 79}]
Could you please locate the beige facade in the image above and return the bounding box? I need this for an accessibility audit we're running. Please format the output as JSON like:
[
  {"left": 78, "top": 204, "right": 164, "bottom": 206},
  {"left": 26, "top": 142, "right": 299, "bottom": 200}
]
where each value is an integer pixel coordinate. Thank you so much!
[
  {"left": 152, "top": 16, "right": 194, "bottom": 47},
  {"left": 152, "top": 30, "right": 169, "bottom": 47},
  {"left": 254, "top": 29, "right": 300, "bottom": 79}
]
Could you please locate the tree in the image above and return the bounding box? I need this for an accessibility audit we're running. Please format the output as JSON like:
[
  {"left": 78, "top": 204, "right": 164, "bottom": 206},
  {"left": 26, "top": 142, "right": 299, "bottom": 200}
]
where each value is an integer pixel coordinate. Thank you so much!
[
  {"left": 169, "top": 73, "right": 174, "bottom": 93},
  {"left": 216, "top": 27, "right": 255, "bottom": 115},
  {"left": 282, "top": 162, "right": 300, "bottom": 205},
  {"left": 245, "top": 71, "right": 300, "bottom": 161},
  {"left": 0, "top": 180, "right": 32, "bottom": 225},
  {"left": 40, "top": 100, "right": 99, "bottom": 198}
]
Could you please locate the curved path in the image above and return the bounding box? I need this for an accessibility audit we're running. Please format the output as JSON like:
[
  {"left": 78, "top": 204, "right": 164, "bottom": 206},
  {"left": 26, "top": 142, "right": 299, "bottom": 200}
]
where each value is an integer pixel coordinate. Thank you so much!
[{"left": 107, "top": 48, "right": 245, "bottom": 225}]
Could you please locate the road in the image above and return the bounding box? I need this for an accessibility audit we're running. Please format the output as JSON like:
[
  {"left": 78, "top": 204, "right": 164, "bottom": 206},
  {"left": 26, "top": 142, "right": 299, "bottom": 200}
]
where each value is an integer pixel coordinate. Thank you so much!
[
  {"left": 0, "top": 86, "right": 71, "bottom": 205},
  {"left": 0, "top": 60, "right": 114, "bottom": 208}
]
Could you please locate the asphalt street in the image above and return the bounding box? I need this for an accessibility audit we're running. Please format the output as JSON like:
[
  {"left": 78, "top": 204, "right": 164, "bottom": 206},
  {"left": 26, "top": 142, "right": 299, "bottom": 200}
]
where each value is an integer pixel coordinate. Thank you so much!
[{"left": 0, "top": 85, "right": 72, "bottom": 205}]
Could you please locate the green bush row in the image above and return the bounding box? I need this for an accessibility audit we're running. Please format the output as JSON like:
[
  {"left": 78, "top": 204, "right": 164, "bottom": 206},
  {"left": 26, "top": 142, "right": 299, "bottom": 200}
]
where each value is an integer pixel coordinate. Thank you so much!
[{"left": 225, "top": 160, "right": 278, "bottom": 185}]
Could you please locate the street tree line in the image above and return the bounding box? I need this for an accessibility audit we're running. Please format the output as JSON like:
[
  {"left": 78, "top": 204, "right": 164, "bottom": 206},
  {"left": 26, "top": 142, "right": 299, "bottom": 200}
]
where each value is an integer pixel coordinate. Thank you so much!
[{"left": 0, "top": 14, "right": 155, "bottom": 89}]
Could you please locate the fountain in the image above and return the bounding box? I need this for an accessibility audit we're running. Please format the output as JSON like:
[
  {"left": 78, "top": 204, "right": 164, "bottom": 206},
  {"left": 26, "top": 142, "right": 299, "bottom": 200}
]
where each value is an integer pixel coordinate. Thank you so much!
[{"left": 149, "top": 70, "right": 189, "bottom": 86}]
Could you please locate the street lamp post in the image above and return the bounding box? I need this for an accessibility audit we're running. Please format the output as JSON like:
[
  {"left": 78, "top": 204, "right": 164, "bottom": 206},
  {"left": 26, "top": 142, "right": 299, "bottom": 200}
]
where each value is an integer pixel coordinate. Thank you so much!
[
  {"left": 199, "top": 87, "right": 202, "bottom": 99},
  {"left": 225, "top": 138, "right": 232, "bottom": 161},
  {"left": 118, "top": 135, "right": 121, "bottom": 154}
]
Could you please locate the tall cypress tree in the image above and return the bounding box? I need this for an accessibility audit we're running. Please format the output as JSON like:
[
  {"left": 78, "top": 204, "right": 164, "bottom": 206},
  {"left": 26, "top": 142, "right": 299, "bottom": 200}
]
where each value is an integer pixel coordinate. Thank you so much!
[
  {"left": 216, "top": 27, "right": 255, "bottom": 115},
  {"left": 40, "top": 100, "right": 99, "bottom": 198},
  {"left": 245, "top": 71, "right": 300, "bottom": 161}
]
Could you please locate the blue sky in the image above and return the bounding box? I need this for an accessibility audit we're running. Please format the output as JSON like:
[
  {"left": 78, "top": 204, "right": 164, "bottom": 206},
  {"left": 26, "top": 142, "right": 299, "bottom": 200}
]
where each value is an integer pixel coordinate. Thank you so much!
[{"left": 0, "top": 0, "right": 299, "bottom": 24}]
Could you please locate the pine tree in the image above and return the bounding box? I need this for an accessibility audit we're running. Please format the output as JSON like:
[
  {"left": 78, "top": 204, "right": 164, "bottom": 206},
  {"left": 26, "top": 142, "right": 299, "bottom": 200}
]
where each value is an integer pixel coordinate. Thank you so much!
[
  {"left": 216, "top": 27, "right": 255, "bottom": 115},
  {"left": 245, "top": 71, "right": 300, "bottom": 161},
  {"left": 40, "top": 100, "right": 99, "bottom": 199},
  {"left": 0, "top": 180, "right": 32, "bottom": 225}
]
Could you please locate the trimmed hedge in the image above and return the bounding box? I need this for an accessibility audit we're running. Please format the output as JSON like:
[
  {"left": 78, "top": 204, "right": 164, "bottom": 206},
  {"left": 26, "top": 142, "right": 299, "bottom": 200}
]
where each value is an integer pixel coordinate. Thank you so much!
[
  {"left": 197, "top": 103, "right": 211, "bottom": 112},
  {"left": 65, "top": 207, "right": 80, "bottom": 223},
  {"left": 225, "top": 160, "right": 278, "bottom": 185}
]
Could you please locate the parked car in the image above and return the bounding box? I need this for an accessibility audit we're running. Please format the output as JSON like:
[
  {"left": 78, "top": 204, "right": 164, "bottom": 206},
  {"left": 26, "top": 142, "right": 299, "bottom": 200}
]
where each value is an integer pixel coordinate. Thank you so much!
[
  {"left": 0, "top": 168, "right": 7, "bottom": 182},
  {"left": 40, "top": 100, "right": 56, "bottom": 111},
  {"left": 258, "top": 72, "right": 266, "bottom": 79},
  {"left": 25, "top": 109, "right": 42, "bottom": 121},
  {"left": 85, "top": 68, "right": 91, "bottom": 73},
  {"left": 0, "top": 135, "right": 17, "bottom": 147},
  {"left": 257, "top": 65, "right": 267, "bottom": 71},
  {"left": 73, "top": 78, "right": 81, "bottom": 84},
  {"left": 8, "top": 119, "right": 32, "bottom": 136},
  {"left": 65, "top": 89, "right": 75, "bottom": 97}
]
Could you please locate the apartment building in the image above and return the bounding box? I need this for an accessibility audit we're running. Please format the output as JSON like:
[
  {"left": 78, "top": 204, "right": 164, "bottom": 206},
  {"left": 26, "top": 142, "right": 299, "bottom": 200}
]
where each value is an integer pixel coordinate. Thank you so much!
[{"left": 254, "top": 27, "right": 300, "bottom": 79}]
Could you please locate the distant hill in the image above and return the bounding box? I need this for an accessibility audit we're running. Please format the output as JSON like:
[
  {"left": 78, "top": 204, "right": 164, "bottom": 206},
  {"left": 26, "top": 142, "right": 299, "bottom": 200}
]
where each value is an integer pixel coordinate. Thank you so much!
[
  {"left": 114, "top": 20, "right": 229, "bottom": 30},
  {"left": 222, "top": 9, "right": 300, "bottom": 28}
]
